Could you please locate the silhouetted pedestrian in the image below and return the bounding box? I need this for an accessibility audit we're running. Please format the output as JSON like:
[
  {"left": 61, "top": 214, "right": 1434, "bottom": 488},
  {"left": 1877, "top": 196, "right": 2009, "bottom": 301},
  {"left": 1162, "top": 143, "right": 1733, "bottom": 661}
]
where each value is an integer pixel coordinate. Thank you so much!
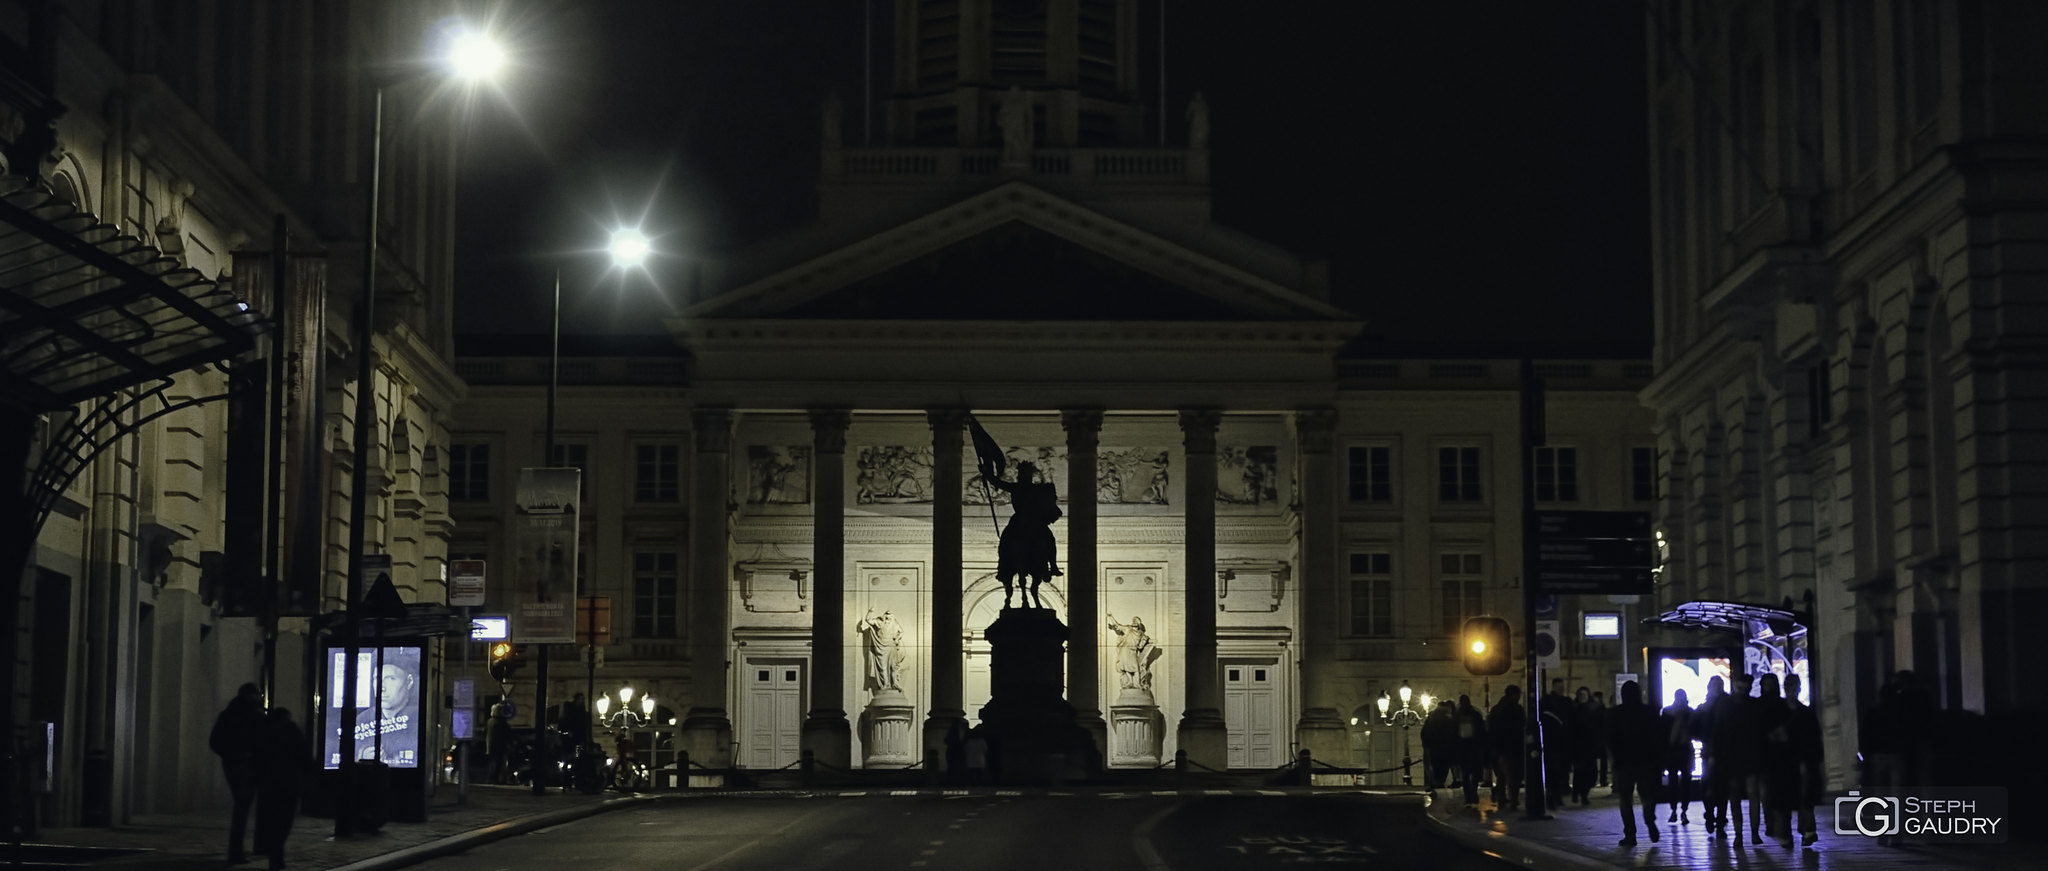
[
  {"left": 1755, "top": 673, "right": 1795, "bottom": 846},
  {"left": 1421, "top": 700, "right": 1457, "bottom": 791},
  {"left": 1541, "top": 678, "right": 1573, "bottom": 810},
  {"left": 1592, "top": 690, "right": 1611, "bottom": 788},
  {"left": 1607, "top": 680, "right": 1662, "bottom": 847},
  {"left": 486, "top": 703, "right": 515, "bottom": 784},
  {"left": 1715, "top": 672, "right": 1767, "bottom": 844},
  {"left": 1660, "top": 688, "right": 1695, "bottom": 825},
  {"left": 1455, "top": 695, "right": 1489, "bottom": 807},
  {"left": 1694, "top": 675, "right": 1732, "bottom": 836},
  {"left": 1784, "top": 674, "right": 1823, "bottom": 846},
  {"left": 210, "top": 682, "right": 264, "bottom": 864},
  {"left": 1569, "top": 686, "right": 1601, "bottom": 804},
  {"left": 253, "top": 708, "right": 307, "bottom": 870},
  {"left": 1488, "top": 686, "right": 1525, "bottom": 809}
]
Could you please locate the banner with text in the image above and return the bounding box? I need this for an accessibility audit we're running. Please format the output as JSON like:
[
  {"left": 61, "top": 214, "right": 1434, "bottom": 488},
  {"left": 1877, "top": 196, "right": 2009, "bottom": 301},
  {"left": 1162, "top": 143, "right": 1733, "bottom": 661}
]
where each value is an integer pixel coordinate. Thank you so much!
[{"left": 513, "top": 467, "right": 581, "bottom": 643}]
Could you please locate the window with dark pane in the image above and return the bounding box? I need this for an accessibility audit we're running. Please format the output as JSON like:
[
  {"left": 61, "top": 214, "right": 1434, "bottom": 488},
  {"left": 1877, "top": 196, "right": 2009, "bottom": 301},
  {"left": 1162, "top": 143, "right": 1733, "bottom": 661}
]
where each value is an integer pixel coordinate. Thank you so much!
[
  {"left": 550, "top": 442, "right": 590, "bottom": 500},
  {"left": 1347, "top": 445, "right": 1392, "bottom": 503},
  {"left": 1631, "top": 447, "right": 1657, "bottom": 502},
  {"left": 1534, "top": 446, "right": 1578, "bottom": 502},
  {"left": 1438, "top": 552, "right": 1485, "bottom": 637},
  {"left": 1347, "top": 551, "right": 1394, "bottom": 637},
  {"left": 635, "top": 444, "right": 680, "bottom": 503},
  {"left": 632, "top": 550, "right": 679, "bottom": 638},
  {"left": 1437, "top": 446, "right": 1481, "bottom": 502},
  {"left": 449, "top": 443, "right": 490, "bottom": 501}
]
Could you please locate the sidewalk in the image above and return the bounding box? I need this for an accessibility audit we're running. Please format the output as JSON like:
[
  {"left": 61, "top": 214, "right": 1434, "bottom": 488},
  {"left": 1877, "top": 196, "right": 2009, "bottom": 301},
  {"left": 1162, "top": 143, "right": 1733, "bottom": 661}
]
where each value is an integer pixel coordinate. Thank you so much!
[
  {"left": 1423, "top": 784, "right": 2031, "bottom": 871},
  {"left": 26, "top": 784, "right": 653, "bottom": 871}
]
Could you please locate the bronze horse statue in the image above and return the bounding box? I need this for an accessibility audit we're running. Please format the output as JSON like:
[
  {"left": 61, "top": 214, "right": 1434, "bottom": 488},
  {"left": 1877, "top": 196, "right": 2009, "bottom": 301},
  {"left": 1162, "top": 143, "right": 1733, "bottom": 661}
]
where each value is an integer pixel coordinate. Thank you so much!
[{"left": 988, "top": 461, "right": 1061, "bottom": 609}]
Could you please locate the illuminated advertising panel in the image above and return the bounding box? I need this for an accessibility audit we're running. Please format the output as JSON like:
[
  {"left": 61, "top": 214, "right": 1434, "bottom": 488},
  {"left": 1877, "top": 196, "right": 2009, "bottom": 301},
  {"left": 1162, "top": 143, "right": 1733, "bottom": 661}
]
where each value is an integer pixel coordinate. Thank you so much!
[{"left": 323, "top": 645, "right": 423, "bottom": 769}]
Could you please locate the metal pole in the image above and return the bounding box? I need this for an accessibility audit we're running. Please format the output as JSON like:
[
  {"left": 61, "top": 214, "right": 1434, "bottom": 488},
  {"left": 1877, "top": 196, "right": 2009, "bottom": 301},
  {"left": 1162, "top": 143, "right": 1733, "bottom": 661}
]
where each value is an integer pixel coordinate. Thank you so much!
[
  {"left": 458, "top": 605, "right": 470, "bottom": 804},
  {"left": 338, "top": 82, "right": 385, "bottom": 839},
  {"left": 262, "top": 215, "right": 290, "bottom": 703},
  {"left": 1520, "top": 358, "right": 1551, "bottom": 819},
  {"left": 534, "top": 270, "right": 559, "bottom": 795}
]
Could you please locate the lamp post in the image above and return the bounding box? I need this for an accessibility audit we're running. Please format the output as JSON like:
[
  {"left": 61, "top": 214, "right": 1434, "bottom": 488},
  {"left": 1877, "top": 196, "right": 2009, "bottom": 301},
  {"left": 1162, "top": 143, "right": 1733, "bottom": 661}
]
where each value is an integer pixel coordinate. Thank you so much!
[
  {"left": 1378, "top": 680, "right": 1428, "bottom": 786},
  {"left": 338, "top": 25, "right": 504, "bottom": 838}
]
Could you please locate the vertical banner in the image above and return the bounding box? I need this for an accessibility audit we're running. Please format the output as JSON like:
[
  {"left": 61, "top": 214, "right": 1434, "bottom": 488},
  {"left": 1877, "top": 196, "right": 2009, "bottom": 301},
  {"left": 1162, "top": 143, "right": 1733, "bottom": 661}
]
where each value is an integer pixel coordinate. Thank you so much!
[
  {"left": 283, "top": 255, "right": 328, "bottom": 616},
  {"left": 514, "top": 468, "right": 580, "bottom": 643}
]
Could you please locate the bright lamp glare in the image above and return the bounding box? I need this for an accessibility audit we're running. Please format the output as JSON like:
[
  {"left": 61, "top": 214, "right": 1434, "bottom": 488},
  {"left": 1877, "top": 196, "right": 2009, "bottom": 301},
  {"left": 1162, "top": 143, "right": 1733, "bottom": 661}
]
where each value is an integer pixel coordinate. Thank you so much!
[
  {"left": 1470, "top": 639, "right": 1487, "bottom": 654},
  {"left": 446, "top": 31, "right": 506, "bottom": 81},
  {"left": 609, "top": 228, "right": 651, "bottom": 268}
]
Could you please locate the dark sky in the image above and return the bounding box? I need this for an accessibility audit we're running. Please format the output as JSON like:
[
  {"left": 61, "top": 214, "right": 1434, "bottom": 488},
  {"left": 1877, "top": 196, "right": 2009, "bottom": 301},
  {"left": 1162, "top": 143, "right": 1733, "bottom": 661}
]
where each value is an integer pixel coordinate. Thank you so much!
[{"left": 452, "top": 1, "right": 1648, "bottom": 358}]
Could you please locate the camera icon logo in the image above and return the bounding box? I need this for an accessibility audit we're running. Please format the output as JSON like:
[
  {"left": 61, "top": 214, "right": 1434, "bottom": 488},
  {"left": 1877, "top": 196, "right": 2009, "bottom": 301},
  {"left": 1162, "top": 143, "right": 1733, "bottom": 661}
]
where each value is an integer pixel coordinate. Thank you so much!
[{"left": 1834, "top": 790, "right": 1902, "bottom": 837}]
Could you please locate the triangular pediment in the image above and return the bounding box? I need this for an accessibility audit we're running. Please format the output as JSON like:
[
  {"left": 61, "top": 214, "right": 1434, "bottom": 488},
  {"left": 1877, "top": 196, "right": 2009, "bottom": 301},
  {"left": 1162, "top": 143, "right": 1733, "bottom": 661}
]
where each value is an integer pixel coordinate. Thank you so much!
[{"left": 679, "top": 182, "right": 1353, "bottom": 323}]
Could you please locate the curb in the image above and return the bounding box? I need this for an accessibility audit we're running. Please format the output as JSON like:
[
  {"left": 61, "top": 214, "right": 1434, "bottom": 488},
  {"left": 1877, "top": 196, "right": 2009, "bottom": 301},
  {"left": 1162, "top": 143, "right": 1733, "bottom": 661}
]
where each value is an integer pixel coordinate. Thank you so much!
[
  {"left": 323, "top": 793, "right": 670, "bottom": 871},
  {"left": 1419, "top": 803, "right": 1620, "bottom": 871}
]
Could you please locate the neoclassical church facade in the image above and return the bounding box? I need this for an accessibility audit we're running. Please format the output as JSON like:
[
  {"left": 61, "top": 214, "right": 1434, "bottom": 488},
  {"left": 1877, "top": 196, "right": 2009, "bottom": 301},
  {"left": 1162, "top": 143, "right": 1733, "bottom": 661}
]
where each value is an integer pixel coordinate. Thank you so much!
[{"left": 453, "top": 0, "right": 1658, "bottom": 776}]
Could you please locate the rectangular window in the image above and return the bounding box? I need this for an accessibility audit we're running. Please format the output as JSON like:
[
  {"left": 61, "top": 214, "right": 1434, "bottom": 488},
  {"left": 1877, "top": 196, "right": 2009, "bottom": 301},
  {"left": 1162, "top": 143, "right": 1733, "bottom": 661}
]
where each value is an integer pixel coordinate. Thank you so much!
[
  {"left": 1807, "top": 362, "right": 1833, "bottom": 437},
  {"left": 1438, "top": 552, "right": 1485, "bottom": 637},
  {"left": 449, "top": 443, "right": 490, "bottom": 501},
  {"left": 635, "top": 444, "right": 680, "bottom": 503},
  {"left": 1346, "top": 552, "right": 1394, "bottom": 637},
  {"left": 1630, "top": 447, "right": 1657, "bottom": 502},
  {"left": 633, "top": 550, "right": 680, "bottom": 638},
  {"left": 1534, "top": 446, "right": 1579, "bottom": 502},
  {"left": 1347, "top": 446, "right": 1392, "bottom": 503},
  {"left": 1437, "top": 446, "right": 1482, "bottom": 503}
]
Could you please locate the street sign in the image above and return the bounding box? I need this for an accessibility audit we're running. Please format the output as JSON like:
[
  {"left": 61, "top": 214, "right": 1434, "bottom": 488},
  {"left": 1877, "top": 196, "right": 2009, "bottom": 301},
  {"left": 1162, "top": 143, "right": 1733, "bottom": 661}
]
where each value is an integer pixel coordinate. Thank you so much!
[
  {"left": 1535, "top": 510, "right": 1651, "bottom": 540},
  {"left": 449, "top": 560, "right": 486, "bottom": 607},
  {"left": 469, "top": 615, "right": 510, "bottom": 641},
  {"left": 1537, "top": 538, "right": 1655, "bottom": 567},
  {"left": 1535, "top": 620, "right": 1561, "bottom": 668},
  {"left": 1534, "top": 566, "right": 1654, "bottom": 594}
]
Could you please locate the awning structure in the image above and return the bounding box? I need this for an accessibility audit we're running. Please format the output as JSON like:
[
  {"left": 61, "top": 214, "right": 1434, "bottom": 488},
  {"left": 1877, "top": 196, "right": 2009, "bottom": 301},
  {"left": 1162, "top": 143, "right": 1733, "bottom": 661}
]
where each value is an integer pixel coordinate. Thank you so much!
[
  {"left": 0, "top": 174, "right": 261, "bottom": 411},
  {"left": 1653, "top": 600, "right": 1809, "bottom": 640}
]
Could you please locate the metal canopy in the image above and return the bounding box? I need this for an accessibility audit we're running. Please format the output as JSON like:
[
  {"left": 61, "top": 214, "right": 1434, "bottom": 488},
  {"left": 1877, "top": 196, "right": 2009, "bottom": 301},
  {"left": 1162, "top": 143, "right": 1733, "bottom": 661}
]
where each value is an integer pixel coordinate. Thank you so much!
[
  {"left": 1652, "top": 600, "right": 1809, "bottom": 639},
  {"left": 0, "top": 174, "right": 260, "bottom": 411}
]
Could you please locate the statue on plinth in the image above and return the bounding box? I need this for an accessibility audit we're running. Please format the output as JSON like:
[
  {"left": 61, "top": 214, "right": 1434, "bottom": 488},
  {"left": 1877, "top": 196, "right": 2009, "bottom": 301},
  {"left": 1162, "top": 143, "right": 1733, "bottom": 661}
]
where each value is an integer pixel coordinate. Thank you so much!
[
  {"left": 1107, "top": 614, "right": 1160, "bottom": 694},
  {"left": 858, "top": 609, "right": 905, "bottom": 695},
  {"left": 968, "top": 415, "right": 1061, "bottom": 609}
]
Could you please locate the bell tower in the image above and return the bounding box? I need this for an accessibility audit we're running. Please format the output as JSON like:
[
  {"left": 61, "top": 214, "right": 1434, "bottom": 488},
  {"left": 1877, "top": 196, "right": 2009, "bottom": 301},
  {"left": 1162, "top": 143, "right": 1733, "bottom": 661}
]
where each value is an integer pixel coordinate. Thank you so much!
[{"left": 885, "top": 0, "right": 1145, "bottom": 147}]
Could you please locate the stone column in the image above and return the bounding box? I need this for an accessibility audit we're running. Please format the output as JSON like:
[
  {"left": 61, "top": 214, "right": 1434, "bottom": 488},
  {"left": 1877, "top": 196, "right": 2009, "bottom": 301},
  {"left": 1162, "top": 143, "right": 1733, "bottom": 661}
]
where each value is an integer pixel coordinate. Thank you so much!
[
  {"left": 1062, "top": 408, "right": 1106, "bottom": 762},
  {"left": 682, "top": 407, "right": 734, "bottom": 768},
  {"left": 923, "top": 409, "right": 968, "bottom": 770},
  {"left": 1176, "top": 408, "right": 1228, "bottom": 768},
  {"left": 802, "top": 409, "right": 852, "bottom": 770},
  {"left": 1292, "top": 408, "right": 1348, "bottom": 764}
]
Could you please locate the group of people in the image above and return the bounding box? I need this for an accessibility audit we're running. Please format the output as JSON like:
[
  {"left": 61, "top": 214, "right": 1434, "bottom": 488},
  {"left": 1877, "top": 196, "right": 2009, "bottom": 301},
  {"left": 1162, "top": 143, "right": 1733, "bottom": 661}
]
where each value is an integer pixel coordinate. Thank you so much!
[
  {"left": 211, "top": 683, "right": 308, "bottom": 870},
  {"left": 1422, "top": 673, "right": 1828, "bottom": 851}
]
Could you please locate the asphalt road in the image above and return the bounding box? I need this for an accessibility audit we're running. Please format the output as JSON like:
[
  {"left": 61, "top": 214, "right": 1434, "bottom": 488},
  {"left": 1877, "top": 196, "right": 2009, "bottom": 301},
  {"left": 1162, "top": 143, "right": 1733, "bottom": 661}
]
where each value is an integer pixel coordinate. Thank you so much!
[{"left": 416, "top": 791, "right": 1509, "bottom": 871}]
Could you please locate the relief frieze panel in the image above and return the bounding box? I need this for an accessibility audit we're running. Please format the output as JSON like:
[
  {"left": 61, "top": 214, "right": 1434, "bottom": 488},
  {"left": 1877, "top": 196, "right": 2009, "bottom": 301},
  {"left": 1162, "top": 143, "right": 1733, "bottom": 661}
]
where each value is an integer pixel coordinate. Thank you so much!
[
  {"left": 856, "top": 446, "right": 935, "bottom": 504},
  {"left": 746, "top": 445, "right": 811, "bottom": 505},
  {"left": 1098, "top": 447, "right": 1171, "bottom": 505},
  {"left": 1216, "top": 445, "right": 1278, "bottom": 506}
]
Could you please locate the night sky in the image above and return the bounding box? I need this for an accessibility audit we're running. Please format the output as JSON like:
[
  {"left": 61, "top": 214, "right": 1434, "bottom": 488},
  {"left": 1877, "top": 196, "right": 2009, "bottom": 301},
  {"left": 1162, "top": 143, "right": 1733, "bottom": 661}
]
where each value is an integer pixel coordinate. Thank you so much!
[{"left": 452, "top": 1, "right": 1649, "bottom": 358}]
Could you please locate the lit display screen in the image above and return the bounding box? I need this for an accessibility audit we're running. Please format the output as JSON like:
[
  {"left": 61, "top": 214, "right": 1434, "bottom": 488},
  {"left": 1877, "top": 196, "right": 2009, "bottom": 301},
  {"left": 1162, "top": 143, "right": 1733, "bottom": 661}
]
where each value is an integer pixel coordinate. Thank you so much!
[
  {"left": 323, "top": 646, "right": 423, "bottom": 770},
  {"left": 1582, "top": 612, "right": 1620, "bottom": 638}
]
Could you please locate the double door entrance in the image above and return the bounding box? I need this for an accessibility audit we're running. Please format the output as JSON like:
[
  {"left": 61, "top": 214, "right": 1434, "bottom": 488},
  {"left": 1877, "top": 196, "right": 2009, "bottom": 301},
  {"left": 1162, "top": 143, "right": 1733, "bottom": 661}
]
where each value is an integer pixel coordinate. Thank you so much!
[
  {"left": 742, "top": 660, "right": 804, "bottom": 770},
  {"left": 1223, "top": 660, "right": 1279, "bottom": 769}
]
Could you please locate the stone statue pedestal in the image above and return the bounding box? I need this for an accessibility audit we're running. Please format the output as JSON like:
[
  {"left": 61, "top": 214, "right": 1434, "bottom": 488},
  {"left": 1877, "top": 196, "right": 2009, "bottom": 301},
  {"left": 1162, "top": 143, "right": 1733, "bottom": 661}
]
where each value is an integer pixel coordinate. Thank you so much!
[
  {"left": 1110, "top": 687, "right": 1162, "bottom": 767},
  {"left": 972, "top": 608, "right": 1096, "bottom": 783},
  {"left": 861, "top": 688, "right": 916, "bottom": 768}
]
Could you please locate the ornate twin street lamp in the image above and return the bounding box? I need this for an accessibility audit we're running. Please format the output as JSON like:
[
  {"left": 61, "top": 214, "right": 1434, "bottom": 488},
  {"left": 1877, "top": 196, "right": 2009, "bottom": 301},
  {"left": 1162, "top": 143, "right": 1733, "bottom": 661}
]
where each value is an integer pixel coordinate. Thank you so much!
[
  {"left": 595, "top": 684, "right": 659, "bottom": 731},
  {"left": 338, "top": 23, "right": 506, "bottom": 838},
  {"left": 1376, "top": 680, "right": 1430, "bottom": 786}
]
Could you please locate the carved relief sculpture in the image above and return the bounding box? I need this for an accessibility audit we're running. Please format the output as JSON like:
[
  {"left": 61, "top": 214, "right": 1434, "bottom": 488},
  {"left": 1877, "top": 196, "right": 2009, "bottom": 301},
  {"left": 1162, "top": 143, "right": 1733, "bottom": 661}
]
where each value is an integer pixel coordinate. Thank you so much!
[
  {"left": 965, "top": 446, "right": 1065, "bottom": 505},
  {"left": 746, "top": 445, "right": 812, "bottom": 505},
  {"left": 1098, "top": 447, "right": 1170, "bottom": 505},
  {"left": 1216, "top": 445, "right": 1278, "bottom": 506},
  {"left": 855, "top": 446, "right": 935, "bottom": 504}
]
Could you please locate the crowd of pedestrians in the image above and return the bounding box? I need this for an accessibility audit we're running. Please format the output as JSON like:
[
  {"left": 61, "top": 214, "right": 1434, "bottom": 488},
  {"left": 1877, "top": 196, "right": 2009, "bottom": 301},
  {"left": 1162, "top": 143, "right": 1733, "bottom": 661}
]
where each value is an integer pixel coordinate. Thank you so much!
[{"left": 1425, "top": 672, "right": 1849, "bottom": 852}]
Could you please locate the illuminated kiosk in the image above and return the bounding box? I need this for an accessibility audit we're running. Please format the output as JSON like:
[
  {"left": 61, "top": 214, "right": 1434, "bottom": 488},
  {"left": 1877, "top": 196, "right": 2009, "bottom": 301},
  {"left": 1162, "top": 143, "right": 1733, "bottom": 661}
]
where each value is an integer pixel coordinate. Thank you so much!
[
  {"left": 310, "top": 574, "right": 459, "bottom": 825},
  {"left": 1647, "top": 600, "right": 1814, "bottom": 782}
]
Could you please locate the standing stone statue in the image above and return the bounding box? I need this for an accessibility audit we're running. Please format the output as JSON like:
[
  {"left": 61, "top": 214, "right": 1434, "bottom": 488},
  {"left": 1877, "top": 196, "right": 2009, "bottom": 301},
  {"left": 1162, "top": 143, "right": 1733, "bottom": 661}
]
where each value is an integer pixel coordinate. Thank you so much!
[
  {"left": 858, "top": 609, "right": 905, "bottom": 694},
  {"left": 998, "top": 85, "right": 1033, "bottom": 166},
  {"left": 1107, "top": 614, "right": 1160, "bottom": 693}
]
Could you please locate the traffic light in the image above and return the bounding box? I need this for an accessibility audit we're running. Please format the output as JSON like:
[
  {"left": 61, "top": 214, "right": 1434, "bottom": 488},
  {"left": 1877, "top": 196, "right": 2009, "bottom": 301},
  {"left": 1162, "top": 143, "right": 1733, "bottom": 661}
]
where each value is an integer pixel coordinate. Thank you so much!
[
  {"left": 1462, "top": 616, "right": 1511, "bottom": 675},
  {"left": 487, "top": 642, "right": 520, "bottom": 684}
]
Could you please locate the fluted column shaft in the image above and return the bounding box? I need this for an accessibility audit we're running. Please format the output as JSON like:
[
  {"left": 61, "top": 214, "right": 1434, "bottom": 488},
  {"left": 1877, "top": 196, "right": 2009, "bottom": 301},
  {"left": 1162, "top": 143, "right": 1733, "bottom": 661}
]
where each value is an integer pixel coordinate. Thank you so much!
[
  {"left": 1063, "top": 408, "right": 1106, "bottom": 761},
  {"left": 1293, "top": 408, "right": 1349, "bottom": 762},
  {"left": 684, "top": 407, "right": 734, "bottom": 766},
  {"left": 924, "top": 409, "right": 968, "bottom": 768},
  {"left": 803, "top": 409, "right": 852, "bottom": 769},
  {"left": 1177, "top": 408, "right": 1228, "bottom": 768}
]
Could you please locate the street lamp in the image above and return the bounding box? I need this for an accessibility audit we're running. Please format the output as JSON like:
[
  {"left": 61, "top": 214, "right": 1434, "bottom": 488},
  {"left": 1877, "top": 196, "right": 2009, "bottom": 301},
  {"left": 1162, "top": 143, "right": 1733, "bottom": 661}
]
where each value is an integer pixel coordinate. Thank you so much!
[
  {"left": 1378, "top": 680, "right": 1427, "bottom": 786},
  {"left": 341, "top": 22, "right": 508, "bottom": 838},
  {"left": 595, "top": 685, "right": 659, "bottom": 730}
]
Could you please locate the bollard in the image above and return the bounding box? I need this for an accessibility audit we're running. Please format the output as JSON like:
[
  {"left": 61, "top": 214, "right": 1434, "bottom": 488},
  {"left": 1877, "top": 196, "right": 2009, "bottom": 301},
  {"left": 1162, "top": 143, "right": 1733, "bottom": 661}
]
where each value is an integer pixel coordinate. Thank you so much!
[
  {"left": 678, "top": 750, "right": 690, "bottom": 790},
  {"left": 1297, "top": 748, "right": 1312, "bottom": 787},
  {"left": 800, "top": 748, "right": 815, "bottom": 787},
  {"left": 1175, "top": 749, "right": 1188, "bottom": 786}
]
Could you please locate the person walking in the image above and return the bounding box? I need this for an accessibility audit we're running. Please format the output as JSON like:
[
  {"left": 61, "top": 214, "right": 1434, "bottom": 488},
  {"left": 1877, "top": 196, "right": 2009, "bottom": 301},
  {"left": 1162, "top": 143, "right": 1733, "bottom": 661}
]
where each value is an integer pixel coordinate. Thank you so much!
[
  {"left": 1715, "top": 672, "right": 1766, "bottom": 844},
  {"left": 1784, "top": 674, "right": 1824, "bottom": 846},
  {"left": 252, "top": 708, "right": 307, "bottom": 870},
  {"left": 1569, "top": 686, "right": 1601, "bottom": 805},
  {"left": 1421, "top": 700, "right": 1456, "bottom": 791},
  {"left": 1540, "top": 678, "right": 1573, "bottom": 810},
  {"left": 1487, "top": 686, "right": 1526, "bottom": 809},
  {"left": 210, "top": 683, "right": 265, "bottom": 864},
  {"left": 1455, "top": 695, "right": 1489, "bottom": 807},
  {"left": 1754, "top": 673, "right": 1795, "bottom": 846},
  {"left": 1606, "top": 680, "right": 1663, "bottom": 847},
  {"left": 486, "top": 703, "right": 516, "bottom": 784},
  {"left": 1592, "top": 690, "right": 1611, "bottom": 788},
  {"left": 1694, "top": 675, "right": 1731, "bottom": 836},
  {"left": 1660, "top": 688, "right": 1695, "bottom": 825}
]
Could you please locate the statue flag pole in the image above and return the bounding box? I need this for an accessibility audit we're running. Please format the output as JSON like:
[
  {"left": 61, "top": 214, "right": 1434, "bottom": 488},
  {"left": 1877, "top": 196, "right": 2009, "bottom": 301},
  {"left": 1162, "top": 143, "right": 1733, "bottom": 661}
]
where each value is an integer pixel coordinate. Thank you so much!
[{"left": 965, "top": 413, "right": 1003, "bottom": 535}]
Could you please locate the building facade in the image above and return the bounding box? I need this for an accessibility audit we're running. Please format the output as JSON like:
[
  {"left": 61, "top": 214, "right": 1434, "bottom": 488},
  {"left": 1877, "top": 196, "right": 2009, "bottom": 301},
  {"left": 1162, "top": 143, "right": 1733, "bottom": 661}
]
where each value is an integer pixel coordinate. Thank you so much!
[
  {"left": 1641, "top": 0, "right": 2048, "bottom": 790},
  {"left": 2, "top": 1, "right": 466, "bottom": 828}
]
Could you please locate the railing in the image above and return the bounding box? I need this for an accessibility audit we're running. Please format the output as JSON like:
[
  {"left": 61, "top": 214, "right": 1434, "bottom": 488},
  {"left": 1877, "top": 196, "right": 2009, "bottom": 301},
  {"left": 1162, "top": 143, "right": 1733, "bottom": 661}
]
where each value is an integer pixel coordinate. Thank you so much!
[{"left": 827, "top": 147, "right": 1202, "bottom": 183}]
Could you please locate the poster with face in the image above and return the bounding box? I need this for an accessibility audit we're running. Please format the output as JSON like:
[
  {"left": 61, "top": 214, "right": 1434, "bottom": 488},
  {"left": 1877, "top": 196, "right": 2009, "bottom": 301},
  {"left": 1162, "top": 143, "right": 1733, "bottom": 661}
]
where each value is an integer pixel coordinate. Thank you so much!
[{"left": 323, "top": 646, "right": 423, "bottom": 769}]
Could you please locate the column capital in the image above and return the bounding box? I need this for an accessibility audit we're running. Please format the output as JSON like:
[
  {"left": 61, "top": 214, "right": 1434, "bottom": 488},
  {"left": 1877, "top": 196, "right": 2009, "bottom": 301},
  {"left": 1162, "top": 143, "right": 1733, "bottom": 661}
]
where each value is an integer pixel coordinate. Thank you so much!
[
  {"left": 926, "top": 407, "right": 968, "bottom": 440},
  {"left": 1178, "top": 408, "right": 1221, "bottom": 454},
  {"left": 691, "top": 407, "right": 733, "bottom": 453},
  {"left": 808, "top": 408, "right": 851, "bottom": 454},
  {"left": 1061, "top": 408, "right": 1104, "bottom": 449},
  {"left": 1293, "top": 407, "right": 1338, "bottom": 454}
]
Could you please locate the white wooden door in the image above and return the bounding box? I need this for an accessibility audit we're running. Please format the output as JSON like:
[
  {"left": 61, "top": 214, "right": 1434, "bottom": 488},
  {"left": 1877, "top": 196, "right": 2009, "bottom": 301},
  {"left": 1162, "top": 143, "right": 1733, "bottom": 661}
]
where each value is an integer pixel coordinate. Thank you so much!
[
  {"left": 744, "top": 662, "right": 804, "bottom": 770},
  {"left": 1223, "top": 662, "right": 1278, "bottom": 769}
]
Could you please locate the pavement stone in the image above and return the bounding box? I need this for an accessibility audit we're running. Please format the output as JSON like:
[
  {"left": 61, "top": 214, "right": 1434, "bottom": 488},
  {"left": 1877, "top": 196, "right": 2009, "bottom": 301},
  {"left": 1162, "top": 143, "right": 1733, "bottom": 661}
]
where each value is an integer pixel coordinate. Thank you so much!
[{"left": 1423, "top": 785, "right": 2033, "bottom": 871}]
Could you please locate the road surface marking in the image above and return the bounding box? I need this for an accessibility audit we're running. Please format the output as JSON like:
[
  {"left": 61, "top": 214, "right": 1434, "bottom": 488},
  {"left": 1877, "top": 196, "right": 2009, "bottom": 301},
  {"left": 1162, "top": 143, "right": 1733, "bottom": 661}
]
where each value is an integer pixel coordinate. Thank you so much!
[{"left": 1132, "top": 799, "right": 1182, "bottom": 871}]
